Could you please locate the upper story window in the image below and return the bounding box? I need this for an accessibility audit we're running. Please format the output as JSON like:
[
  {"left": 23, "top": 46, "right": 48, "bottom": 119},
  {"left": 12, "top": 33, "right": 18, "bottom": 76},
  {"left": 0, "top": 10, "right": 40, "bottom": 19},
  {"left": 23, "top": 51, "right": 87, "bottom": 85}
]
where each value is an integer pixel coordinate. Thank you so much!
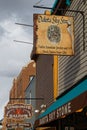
[{"left": 29, "top": 75, "right": 34, "bottom": 82}]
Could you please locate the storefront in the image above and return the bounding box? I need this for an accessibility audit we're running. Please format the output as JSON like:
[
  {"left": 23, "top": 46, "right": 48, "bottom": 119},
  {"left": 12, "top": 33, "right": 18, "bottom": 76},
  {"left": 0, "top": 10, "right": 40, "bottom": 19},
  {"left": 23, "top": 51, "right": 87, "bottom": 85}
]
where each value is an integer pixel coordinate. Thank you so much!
[{"left": 34, "top": 77, "right": 87, "bottom": 130}]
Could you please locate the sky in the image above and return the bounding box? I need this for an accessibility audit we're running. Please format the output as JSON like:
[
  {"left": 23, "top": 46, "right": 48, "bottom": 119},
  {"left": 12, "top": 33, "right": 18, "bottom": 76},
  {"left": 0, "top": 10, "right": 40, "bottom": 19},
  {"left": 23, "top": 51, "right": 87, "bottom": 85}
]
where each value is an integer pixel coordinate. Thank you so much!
[{"left": 0, "top": 0, "right": 55, "bottom": 120}]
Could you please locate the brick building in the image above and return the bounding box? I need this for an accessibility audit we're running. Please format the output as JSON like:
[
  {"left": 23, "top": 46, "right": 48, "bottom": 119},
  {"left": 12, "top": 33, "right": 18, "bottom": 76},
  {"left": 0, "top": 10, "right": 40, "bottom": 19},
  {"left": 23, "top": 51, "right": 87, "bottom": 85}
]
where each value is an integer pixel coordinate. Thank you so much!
[
  {"left": 3, "top": 60, "right": 36, "bottom": 130},
  {"left": 9, "top": 60, "right": 36, "bottom": 104}
]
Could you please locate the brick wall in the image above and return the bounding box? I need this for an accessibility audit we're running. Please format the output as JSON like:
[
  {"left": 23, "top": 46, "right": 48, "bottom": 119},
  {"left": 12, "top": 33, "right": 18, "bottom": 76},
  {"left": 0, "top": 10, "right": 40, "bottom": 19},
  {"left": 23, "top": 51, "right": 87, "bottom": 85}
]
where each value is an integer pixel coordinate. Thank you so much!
[{"left": 9, "top": 61, "right": 36, "bottom": 103}]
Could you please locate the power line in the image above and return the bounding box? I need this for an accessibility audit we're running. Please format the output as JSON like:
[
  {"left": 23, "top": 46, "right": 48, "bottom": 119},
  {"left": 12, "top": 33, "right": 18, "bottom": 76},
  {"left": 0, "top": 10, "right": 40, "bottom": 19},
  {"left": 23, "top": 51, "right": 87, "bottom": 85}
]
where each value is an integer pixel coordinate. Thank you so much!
[
  {"left": 14, "top": 40, "right": 33, "bottom": 45},
  {"left": 15, "top": 23, "right": 33, "bottom": 27},
  {"left": 35, "top": 0, "right": 44, "bottom": 5},
  {"left": 10, "top": 98, "right": 44, "bottom": 100}
]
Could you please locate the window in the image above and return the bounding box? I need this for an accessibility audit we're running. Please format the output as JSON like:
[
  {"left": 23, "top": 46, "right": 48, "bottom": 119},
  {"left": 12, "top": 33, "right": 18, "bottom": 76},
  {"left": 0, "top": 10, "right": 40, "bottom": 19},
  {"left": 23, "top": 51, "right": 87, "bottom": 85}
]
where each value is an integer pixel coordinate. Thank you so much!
[{"left": 29, "top": 76, "right": 34, "bottom": 82}]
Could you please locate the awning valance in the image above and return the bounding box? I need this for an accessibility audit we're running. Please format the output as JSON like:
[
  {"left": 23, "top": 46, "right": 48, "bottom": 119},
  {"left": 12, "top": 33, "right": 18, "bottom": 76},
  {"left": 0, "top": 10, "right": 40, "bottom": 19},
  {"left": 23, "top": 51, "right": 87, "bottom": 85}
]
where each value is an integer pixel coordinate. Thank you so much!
[{"left": 35, "top": 78, "right": 87, "bottom": 127}]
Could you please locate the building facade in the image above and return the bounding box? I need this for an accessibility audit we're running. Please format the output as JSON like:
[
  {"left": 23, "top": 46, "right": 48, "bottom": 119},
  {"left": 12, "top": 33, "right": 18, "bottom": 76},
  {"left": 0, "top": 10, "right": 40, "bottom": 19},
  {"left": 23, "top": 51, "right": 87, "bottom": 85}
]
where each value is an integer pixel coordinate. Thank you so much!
[
  {"left": 3, "top": 61, "right": 36, "bottom": 130},
  {"left": 31, "top": 0, "right": 87, "bottom": 130},
  {"left": 25, "top": 76, "right": 36, "bottom": 130},
  {"left": 9, "top": 61, "right": 36, "bottom": 104}
]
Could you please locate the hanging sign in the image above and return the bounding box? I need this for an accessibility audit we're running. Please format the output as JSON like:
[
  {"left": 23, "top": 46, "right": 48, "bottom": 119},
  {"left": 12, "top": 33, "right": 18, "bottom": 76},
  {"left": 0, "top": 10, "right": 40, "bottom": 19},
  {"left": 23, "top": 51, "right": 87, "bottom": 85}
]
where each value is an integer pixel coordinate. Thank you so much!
[
  {"left": 5, "top": 103, "right": 33, "bottom": 119},
  {"left": 34, "top": 14, "right": 74, "bottom": 55},
  {"left": 6, "top": 122, "right": 32, "bottom": 128}
]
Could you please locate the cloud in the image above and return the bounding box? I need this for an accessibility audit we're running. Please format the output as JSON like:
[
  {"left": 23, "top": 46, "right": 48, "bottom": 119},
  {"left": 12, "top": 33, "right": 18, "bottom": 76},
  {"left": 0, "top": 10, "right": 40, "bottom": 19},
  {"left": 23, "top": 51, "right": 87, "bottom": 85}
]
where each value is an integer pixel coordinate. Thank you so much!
[
  {"left": 0, "top": 61, "right": 21, "bottom": 78},
  {"left": 0, "top": 44, "right": 32, "bottom": 77},
  {"left": 0, "top": 76, "right": 13, "bottom": 119},
  {"left": 0, "top": 0, "right": 55, "bottom": 120},
  {"left": 0, "top": 17, "right": 33, "bottom": 78},
  {"left": 0, "top": 0, "right": 34, "bottom": 25},
  {"left": 0, "top": 26, "right": 6, "bottom": 39}
]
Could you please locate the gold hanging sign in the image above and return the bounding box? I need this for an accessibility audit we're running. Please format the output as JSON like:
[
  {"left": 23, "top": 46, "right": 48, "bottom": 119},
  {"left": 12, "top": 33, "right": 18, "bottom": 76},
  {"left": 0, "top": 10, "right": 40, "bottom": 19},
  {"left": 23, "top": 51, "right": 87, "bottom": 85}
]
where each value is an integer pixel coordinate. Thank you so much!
[{"left": 33, "top": 14, "right": 74, "bottom": 55}]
